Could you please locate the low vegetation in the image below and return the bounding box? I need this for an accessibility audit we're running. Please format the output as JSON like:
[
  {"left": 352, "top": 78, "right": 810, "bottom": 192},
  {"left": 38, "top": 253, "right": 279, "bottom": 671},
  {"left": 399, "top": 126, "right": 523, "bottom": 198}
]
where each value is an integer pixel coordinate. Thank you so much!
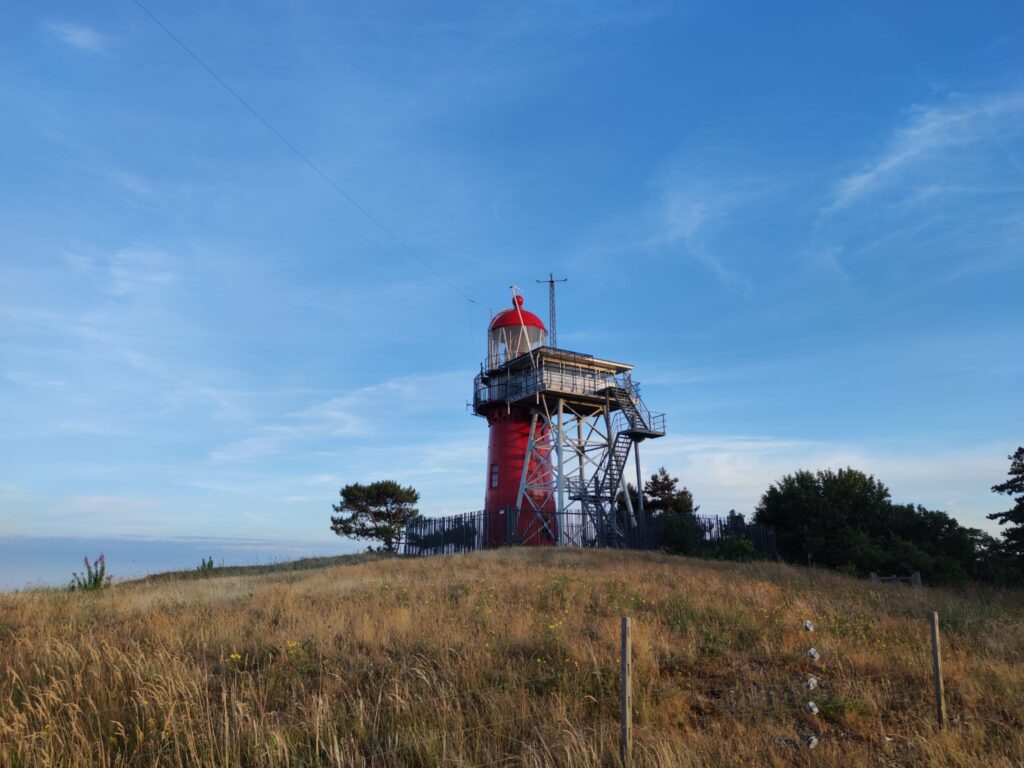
[
  {"left": 2, "top": 548, "right": 1022, "bottom": 766},
  {"left": 134, "top": 551, "right": 386, "bottom": 584},
  {"left": 68, "top": 553, "right": 110, "bottom": 592}
]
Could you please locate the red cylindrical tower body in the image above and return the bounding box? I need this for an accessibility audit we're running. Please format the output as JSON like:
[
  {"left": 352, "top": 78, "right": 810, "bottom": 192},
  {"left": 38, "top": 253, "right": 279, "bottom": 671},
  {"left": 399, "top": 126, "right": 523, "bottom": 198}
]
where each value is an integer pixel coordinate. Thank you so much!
[{"left": 480, "top": 296, "right": 557, "bottom": 547}]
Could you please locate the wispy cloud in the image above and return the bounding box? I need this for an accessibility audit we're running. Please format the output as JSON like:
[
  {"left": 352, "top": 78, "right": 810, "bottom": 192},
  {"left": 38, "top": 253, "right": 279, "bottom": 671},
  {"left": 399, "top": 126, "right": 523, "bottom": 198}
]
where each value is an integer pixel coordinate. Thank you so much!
[
  {"left": 651, "top": 189, "right": 753, "bottom": 294},
  {"left": 69, "top": 494, "right": 160, "bottom": 515},
  {"left": 207, "top": 371, "right": 469, "bottom": 464},
  {"left": 638, "top": 366, "right": 736, "bottom": 387},
  {"left": 63, "top": 246, "right": 177, "bottom": 297},
  {"left": 803, "top": 244, "right": 850, "bottom": 283},
  {"left": 44, "top": 22, "right": 109, "bottom": 54},
  {"left": 103, "top": 168, "right": 153, "bottom": 196},
  {"left": 108, "top": 249, "right": 176, "bottom": 296},
  {"left": 208, "top": 436, "right": 282, "bottom": 463},
  {"left": 826, "top": 91, "right": 1024, "bottom": 213},
  {"left": 51, "top": 419, "right": 131, "bottom": 436},
  {"left": 573, "top": 174, "right": 762, "bottom": 294}
]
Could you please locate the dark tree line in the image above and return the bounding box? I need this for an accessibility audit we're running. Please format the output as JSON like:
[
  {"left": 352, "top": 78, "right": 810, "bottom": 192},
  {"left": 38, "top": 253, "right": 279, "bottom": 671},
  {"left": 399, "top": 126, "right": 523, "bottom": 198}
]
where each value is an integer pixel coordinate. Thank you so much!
[
  {"left": 753, "top": 449, "right": 1024, "bottom": 584},
  {"left": 627, "top": 452, "right": 1024, "bottom": 583},
  {"left": 752, "top": 468, "right": 991, "bottom": 583}
]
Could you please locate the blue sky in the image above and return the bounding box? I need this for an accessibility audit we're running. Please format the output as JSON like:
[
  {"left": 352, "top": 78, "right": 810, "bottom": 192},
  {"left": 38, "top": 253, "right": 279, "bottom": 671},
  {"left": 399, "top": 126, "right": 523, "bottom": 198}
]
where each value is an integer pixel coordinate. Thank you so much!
[{"left": 1, "top": 1, "right": 1022, "bottom": 545}]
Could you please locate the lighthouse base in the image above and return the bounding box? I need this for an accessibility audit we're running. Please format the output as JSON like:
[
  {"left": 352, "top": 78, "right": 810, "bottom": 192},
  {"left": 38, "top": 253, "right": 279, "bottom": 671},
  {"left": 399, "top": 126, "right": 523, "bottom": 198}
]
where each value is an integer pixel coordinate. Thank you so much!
[{"left": 483, "top": 407, "right": 557, "bottom": 547}]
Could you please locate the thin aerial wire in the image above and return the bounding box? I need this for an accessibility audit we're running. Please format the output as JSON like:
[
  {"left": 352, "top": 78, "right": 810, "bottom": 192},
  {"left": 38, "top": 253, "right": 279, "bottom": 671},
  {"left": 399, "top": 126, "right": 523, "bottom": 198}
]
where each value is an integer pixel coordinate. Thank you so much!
[{"left": 129, "top": 0, "right": 475, "bottom": 305}]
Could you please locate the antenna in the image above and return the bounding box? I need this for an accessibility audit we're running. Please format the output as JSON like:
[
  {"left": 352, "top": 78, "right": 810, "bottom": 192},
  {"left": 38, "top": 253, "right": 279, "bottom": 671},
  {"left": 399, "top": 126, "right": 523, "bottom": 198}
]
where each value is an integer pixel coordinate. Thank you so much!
[{"left": 536, "top": 273, "right": 567, "bottom": 347}]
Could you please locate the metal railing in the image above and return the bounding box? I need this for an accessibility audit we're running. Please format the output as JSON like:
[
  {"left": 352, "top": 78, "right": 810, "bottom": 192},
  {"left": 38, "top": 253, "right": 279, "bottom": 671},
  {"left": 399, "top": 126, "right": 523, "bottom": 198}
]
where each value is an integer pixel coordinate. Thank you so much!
[
  {"left": 472, "top": 365, "right": 668, "bottom": 430},
  {"left": 473, "top": 358, "right": 633, "bottom": 411},
  {"left": 566, "top": 475, "right": 598, "bottom": 501},
  {"left": 611, "top": 406, "right": 665, "bottom": 436},
  {"left": 479, "top": 346, "right": 599, "bottom": 374}
]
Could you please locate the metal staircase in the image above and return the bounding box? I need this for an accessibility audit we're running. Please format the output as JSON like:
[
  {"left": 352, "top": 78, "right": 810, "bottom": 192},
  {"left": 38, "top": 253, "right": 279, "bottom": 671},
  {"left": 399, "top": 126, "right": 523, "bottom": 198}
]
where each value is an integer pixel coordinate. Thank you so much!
[
  {"left": 568, "top": 386, "right": 665, "bottom": 547},
  {"left": 608, "top": 386, "right": 665, "bottom": 438},
  {"left": 602, "top": 432, "right": 635, "bottom": 497}
]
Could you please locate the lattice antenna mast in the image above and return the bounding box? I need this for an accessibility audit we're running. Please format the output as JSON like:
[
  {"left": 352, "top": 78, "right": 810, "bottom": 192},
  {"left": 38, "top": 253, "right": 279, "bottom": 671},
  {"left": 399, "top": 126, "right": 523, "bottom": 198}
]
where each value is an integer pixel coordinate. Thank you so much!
[{"left": 536, "top": 273, "right": 567, "bottom": 347}]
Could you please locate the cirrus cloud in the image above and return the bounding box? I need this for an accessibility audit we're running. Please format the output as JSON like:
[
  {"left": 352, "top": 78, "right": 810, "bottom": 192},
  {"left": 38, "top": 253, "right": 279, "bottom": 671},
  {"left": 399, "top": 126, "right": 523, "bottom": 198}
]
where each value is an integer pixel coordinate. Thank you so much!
[{"left": 44, "top": 21, "right": 109, "bottom": 54}]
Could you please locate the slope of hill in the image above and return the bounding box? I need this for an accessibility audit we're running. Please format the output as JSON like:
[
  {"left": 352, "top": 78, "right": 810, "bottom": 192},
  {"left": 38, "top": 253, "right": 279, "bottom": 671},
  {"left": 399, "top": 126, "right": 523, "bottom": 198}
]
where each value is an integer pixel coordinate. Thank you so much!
[{"left": 1, "top": 548, "right": 1021, "bottom": 767}]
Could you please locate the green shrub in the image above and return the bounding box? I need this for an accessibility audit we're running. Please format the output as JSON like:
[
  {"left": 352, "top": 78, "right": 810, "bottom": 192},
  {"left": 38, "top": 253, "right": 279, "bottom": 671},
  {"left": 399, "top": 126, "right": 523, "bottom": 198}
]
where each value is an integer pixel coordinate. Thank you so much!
[
  {"left": 70, "top": 554, "right": 110, "bottom": 591},
  {"left": 661, "top": 514, "right": 704, "bottom": 555},
  {"left": 721, "top": 535, "right": 756, "bottom": 562}
]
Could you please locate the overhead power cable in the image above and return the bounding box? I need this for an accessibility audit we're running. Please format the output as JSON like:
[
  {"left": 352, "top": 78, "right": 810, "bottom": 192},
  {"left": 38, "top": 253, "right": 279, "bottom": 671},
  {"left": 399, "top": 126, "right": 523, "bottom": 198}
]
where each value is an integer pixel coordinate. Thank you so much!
[{"left": 130, "top": 0, "right": 475, "bottom": 305}]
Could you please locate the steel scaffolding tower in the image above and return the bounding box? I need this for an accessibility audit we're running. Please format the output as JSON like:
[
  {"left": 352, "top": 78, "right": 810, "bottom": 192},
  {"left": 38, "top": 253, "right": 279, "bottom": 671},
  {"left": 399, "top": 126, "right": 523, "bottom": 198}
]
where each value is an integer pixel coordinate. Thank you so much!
[{"left": 473, "top": 347, "right": 665, "bottom": 548}]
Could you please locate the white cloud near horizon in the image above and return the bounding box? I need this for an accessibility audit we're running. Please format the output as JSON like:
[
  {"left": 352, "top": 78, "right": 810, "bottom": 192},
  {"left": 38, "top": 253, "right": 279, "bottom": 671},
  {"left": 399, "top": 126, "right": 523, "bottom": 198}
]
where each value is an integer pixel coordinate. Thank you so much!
[
  {"left": 5, "top": 430, "right": 1009, "bottom": 540},
  {"left": 44, "top": 22, "right": 108, "bottom": 54},
  {"left": 643, "top": 434, "right": 1010, "bottom": 533}
]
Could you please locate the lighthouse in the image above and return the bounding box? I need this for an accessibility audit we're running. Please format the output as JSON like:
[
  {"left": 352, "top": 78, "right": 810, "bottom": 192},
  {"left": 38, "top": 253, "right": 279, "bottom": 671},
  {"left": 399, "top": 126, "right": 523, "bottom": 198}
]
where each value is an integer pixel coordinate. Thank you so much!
[
  {"left": 476, "top": 295, "right": 557, "bottom": 546},
  {"left": 472, "top": 289, "right": 666, "bottom": 549}
]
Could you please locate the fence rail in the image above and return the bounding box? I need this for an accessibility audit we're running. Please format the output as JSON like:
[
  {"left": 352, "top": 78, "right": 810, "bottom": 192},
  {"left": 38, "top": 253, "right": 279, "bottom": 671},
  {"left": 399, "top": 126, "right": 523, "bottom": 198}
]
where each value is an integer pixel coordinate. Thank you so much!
[{"left": 403, "top": 509, "right": 777, "bottom": 559}]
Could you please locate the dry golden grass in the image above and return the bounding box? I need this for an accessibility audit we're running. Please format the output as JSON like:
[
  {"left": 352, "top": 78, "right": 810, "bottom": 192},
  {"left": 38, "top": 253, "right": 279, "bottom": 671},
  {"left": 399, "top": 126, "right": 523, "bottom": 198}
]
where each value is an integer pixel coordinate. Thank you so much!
[{"left": 1, "top": 548, "right": 1022, "bottom": 767}]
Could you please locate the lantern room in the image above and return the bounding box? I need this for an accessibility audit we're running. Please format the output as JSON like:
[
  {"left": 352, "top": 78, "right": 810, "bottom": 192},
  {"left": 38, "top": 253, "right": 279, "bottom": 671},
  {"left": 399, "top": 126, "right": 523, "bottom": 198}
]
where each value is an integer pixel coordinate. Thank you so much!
[{"left": 486, "top": 295, "right": 547, "bottom": 369}]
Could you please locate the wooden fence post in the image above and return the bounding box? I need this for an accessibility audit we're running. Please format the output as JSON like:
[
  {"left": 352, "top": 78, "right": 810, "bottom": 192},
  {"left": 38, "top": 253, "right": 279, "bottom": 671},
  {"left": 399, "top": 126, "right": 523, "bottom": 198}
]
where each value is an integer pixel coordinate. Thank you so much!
[
  {"left": 930, "top": 611, "right": 946, "bottom": 728},
  {"left": 620, "top": 616, "right": 633, "bottom": 766}
]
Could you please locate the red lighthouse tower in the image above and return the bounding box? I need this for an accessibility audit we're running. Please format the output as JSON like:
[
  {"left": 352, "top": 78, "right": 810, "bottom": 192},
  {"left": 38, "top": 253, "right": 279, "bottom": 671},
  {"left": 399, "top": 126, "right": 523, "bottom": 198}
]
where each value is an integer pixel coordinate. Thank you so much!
[
  {"left": 478, "top": 295, "right": 557, "bottom": 546},
  {"left": 471, "top": 286, "right": 665, "bottom": 552}
]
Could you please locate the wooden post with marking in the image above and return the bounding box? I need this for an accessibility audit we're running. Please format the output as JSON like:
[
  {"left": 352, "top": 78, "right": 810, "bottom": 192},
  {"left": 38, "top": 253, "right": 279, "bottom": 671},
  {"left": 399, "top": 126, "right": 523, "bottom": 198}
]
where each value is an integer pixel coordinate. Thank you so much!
[
  {"left": 620, "top": 616, "right": 633, "bottom": 766},
  {"left": 930, "top": 611, "right": 947, "bottom": 728}
]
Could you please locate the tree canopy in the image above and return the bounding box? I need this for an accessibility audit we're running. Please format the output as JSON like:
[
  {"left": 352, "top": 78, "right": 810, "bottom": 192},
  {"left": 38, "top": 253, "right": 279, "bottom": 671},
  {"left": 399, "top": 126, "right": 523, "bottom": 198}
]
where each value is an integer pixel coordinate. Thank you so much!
[
  {"left": 639, "top": 468, "right": 704, "bottom": 555},
  {"left": 989, "top": 447, "right": 1024, "bottom": 558},
  {"left": 330, "top": 480, "right": 420, "bottom": 554},
  {"left": 753, "top": 467, "right": 990, "bottom": 583},
  {"left": 643, "top": 467, "right": 698, "bottom": 517}
]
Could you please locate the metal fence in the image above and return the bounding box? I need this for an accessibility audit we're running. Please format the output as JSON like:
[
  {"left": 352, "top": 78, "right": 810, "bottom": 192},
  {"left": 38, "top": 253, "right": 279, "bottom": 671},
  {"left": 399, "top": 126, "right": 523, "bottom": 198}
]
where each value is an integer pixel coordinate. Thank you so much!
[
  {"left": 403, "top": 509, "right": 777, "bottom": 560},
  {"left": 402, "top": 512, "right": 488, "bottom": 556}
]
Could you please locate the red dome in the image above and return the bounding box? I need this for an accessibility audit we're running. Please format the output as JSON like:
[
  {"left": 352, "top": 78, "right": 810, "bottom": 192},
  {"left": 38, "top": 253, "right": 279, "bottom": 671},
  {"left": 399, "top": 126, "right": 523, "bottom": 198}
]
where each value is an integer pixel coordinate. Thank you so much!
[{"left": 489, "top": 295, "right": 546, "bottom": 331}]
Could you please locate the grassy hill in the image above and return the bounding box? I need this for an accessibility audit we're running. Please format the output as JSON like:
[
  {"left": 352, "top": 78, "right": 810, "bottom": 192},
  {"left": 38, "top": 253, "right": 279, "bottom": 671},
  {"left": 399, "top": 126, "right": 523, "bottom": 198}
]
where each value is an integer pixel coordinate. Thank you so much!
[
  {"left": 1, "top": 548, "right": 1021, "bottom": 767},
  {"left": 131, "top": 551, "right": 388, "bottom": 584}
]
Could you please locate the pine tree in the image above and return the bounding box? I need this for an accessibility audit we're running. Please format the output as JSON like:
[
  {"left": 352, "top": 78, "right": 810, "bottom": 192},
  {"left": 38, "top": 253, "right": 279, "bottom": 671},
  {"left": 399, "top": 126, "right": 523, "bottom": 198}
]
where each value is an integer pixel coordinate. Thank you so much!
[
  {"left": 643, "top": 467, "right": 701, "bottom": 555},
  {"left": 331, "top": 480, "right": 420, "bottom": 554},
  {"left": 643, "top": 467, "right": 698, "bottom": 517},
  {"left": 989, "top": 447, "right": 1024, "bottom": 558}
]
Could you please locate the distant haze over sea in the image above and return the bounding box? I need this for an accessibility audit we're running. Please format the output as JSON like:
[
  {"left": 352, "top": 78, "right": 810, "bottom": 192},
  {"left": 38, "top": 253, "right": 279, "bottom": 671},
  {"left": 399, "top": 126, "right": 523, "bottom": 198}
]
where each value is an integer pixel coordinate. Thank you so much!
[{"left": 0, "top": 536, "right": 360, "bottom": 591}]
